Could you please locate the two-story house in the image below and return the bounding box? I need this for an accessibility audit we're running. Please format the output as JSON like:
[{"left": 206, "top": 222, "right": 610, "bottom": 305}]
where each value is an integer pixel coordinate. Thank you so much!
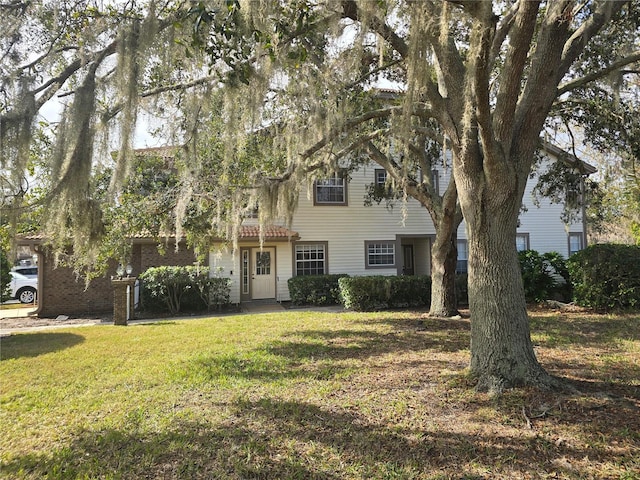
[
  {"left": 19, "top": 142, "right": 594, "bottom": 317},
  {"left": 209, "top": 143, "right": 596, "bottom": 305}
]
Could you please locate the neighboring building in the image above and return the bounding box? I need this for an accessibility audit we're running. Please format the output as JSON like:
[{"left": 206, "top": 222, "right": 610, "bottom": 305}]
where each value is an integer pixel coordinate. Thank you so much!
[
  {"left": 19, "top": 235, "right": 198, "bottom": 317},
  {"left": 210, "top": 145, "right": 596, "bottom": 304}
]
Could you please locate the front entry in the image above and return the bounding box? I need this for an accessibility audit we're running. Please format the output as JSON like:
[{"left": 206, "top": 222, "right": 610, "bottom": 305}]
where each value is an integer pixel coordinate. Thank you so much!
[
  {"left": 402, "top": 244, "right": 415, "bottom": 275},
  {"left": 251, "top": 247, "right": 276, "bottom": 299}
]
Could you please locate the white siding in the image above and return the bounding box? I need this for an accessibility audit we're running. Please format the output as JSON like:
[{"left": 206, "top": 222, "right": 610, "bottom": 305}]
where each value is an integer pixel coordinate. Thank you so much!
[
  {"left": 210, "top": 154, "right": 587, "bottom": 301},
  {"left": 274, "top": 243, "right": 292, "bottom": 301},
  {"left": 209, "top": 246, "right": 241, "bottom": 304},
  {"left": 453, "top": 154, "right": 584, "bottom": 258},
  {"left": 290, "top": 163, "right": 437, "bottom": 278},
  {"left": 210, "top": 242, "right": 294, "bottom": 303},
  {"left": 518, "top": 156, "right": 584, "bottom": 258}
]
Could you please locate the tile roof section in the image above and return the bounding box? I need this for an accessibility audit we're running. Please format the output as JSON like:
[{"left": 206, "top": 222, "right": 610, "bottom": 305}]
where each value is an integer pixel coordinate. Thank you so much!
[
  {"left": 17, "top": 226, "right": 299, "bottom": 244},
  {"left": 240, "top": 225, "right": 299, "bottom": 239}
]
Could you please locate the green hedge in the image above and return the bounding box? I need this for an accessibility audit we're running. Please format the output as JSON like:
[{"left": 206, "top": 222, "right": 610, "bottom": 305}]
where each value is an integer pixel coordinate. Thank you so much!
[
  {"left": 568, "top": 243, "right": 640, "bottom": 310},
  {"left": 139, "top": 266, "right": 231, "bottom": 314},
  {"left": 0, "top": 249, "right": 11, "bottom": 302},
  {"left": 287, "top": 274, "right": 349, "bottom": 306},
  {"left": 338, "top": 275, "right": 431, "bottom": 311},
  {"left": 518, "top": 250, "right": 570, "bottom": 303}
]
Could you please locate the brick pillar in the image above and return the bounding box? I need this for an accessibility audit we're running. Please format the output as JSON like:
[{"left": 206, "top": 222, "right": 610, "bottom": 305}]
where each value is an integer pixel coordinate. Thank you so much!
[{"left": 111, "top": 277, "right": 137, "bottom": 326}]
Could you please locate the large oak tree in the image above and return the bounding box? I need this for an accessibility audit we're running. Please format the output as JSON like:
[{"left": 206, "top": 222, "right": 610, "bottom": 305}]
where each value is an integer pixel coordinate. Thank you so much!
[
  {"left": 190, "top": 0, "right": 639, "bottom": 390},
  {"left": 2, "top": 1, "right": 638, "bottom": 391}
]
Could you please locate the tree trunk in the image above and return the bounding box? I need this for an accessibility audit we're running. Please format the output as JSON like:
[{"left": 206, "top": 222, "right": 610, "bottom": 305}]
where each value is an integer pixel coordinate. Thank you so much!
[
  {"left": 429, "top": 224, "right": 460, "bottom": 317},
  {"left": 463, "top": 179, "right": 554, "bottom": 392}
]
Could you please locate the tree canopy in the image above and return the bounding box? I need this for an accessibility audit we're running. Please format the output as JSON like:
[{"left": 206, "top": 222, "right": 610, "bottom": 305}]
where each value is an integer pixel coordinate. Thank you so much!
[{"left": 1, "top": 0, "right": 639, "bottom": 390}]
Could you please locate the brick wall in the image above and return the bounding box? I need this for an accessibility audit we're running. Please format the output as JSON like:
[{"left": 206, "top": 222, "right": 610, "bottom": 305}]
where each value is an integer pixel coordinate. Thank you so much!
[
  {"left": 131, "top": 242, "right": 198, "bottom": 275},
  {"left": 36, "top": 241, "right": 197, "bottom": 318}
]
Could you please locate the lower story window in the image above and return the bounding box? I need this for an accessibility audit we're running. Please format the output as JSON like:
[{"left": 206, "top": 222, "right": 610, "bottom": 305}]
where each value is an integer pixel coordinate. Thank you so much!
[
  {"left": 366, "top": 241, "right": 396, "bottom": 267},
  {"left": 516, "top": 233, "right": 530, "bottom": 252},
  {"left": 295, "top": 243, "right": 326, "bottom": 276},
  {"left": 568, "top": 232, "right": 584, "bottom": 256},
  {"left": 457, "top": 240, "right": 468, "bottom": 273}
]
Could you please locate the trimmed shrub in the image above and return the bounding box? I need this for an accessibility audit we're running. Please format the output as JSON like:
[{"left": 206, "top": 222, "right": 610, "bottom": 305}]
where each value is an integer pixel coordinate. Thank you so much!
[
  {"left": 518, "top": 250, "right": 570, "bottom": 302},
  {"left": 139, "top": 266, "right": 231, "bottom": 314},
  {"left": 338, "top": 275, "right": 431, "bottom": 311},
  {"left": 568, "top": 243, "right": 640, "bottom": 310},
  {"left": 287, "top": 274, "right": 349, "bottom": 306}
]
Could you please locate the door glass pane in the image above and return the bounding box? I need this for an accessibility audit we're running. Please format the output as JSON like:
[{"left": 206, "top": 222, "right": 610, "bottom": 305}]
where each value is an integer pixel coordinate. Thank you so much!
[
  {"left": 242, "top": 250, "right": 249, "bottom": 294},
  {"left": 403, "top": 246, "right": 414, "bottom": 269},
  {"left": 256, "top": 252, "right": 271, "bottom": 275}
]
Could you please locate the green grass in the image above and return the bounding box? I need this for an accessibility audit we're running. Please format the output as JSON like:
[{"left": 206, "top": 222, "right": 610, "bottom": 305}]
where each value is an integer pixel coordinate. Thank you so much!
[{"left": 1, "top": 310, "right": 639, "bottom": 479}]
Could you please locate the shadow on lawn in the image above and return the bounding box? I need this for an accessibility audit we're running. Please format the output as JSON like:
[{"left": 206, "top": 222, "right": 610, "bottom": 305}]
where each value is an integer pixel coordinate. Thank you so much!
[
  {"left": 530, "top": 313, "right": 640, "bottom": 347},
  {"left": 0, "top": 419, "right": 341, "bottom": 480},
  {"left": 3, "top": 396, "right": 636, "bottom": 479},
  {"left": 174, "top": 323, "right": 469, "bottom": 386},
  {"left": 0, "top": 332, "right": 84, "bottom": 360}
]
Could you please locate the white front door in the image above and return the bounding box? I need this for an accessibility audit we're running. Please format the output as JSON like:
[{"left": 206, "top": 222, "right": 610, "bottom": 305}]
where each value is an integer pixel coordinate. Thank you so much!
[{"left": 251, "top": 247, "right": 276, "bottom": 299}]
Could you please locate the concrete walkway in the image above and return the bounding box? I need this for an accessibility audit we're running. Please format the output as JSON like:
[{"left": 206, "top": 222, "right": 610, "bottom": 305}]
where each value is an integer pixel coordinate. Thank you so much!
[
  {"left": 241, "top": 300, "right": 286, "bottom": 314},
  {"left": 0, "top": 305, "right": 37, "bottom": 319}
]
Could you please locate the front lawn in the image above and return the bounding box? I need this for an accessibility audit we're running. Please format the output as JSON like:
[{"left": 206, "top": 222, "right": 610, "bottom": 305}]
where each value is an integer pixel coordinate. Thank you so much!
[{"left": 1, "top": 310, "right": 638, "bottom": 479}]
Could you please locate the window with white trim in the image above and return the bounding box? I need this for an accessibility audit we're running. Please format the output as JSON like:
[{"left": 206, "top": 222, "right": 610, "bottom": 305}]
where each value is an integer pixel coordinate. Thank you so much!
[
  {"left": 414, "top": 168, "right": 440, "bottom": 193},
  {"left": 516, "top": 233, "right": 530, "bottom": 252},
  {"left": 375, "top": 169, "right": 388, "bottom": 187},
  {"left": 430, "top": 169, "right": 440, "bottom": 195},
  {"left": 366, "top": 241, "right": 396, "bottom": 268},
  {"left": 314, "top": 173, "right": 347, "bottom": 205},
  {"left": 456, "top": 240, "right": 468, "bottom": 273},
  {"left": 568, "top": 232, "right": 584, "bottom": 256},
  {"left": 294, "top": 243, "right": 326, "bottom": 276}
]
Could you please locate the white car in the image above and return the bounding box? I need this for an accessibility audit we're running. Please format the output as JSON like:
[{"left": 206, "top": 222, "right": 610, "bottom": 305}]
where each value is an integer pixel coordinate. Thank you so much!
[
  {"left": 9, "top": 271, "right": 38, "bottom": 304},
  {"left": 12, "top": 266, "right": 38, "bottom": 278}
]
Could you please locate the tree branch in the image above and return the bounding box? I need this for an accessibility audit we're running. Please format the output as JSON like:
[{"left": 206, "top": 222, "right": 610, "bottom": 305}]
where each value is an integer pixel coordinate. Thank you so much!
[
  {"left": 558, "top": 50, "right": 640, "bottom": 95},
  {"left": 341, "top": 0, "right": 408, "bottom": 58},
  {"left": 32, "top": 41, "right": 118, "bottom": 111},
  {"left": 493, "top": 1, "right": 540, "bottom": 145},
  {"left": 489, "top": 1, "right": 519, "bottom": 67},
  {"left": 559, "top": 0, "right": 629, "bottom": 74},
  {"left": 470, "top": 3, "right": 498, "bottom": 163},
  {"left": 365, "top": 140, "right": 437, "bottom": 215},
  {"left": 425, "top": 2, "right": 465, "bottom": 113},
  {"left": 299, "top": 107, "right": 401, "bottom": 160}
]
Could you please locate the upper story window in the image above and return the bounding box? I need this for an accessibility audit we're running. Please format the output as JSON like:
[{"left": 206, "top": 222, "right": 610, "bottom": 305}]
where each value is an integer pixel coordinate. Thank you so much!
[
  {"left": 430, "top": 169, "right": 440, "bottom": 195},
  {"left": 375, "top": 168, "right": 439, "bottom": 193},
  {"left": 375, "top": 169, "right": 388, "bottom": 187},
  {"left": 245, "top": 206, "right": 259, "bottom": 219},
  {"left": 516, "top": 233, "right": 530, "bottom": 252},
  {"left": 314, "top": 173, "right": 348, "bottom": 205},
  {"left": 568, "top": 232, "right": 584, "bottom": 256}
]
